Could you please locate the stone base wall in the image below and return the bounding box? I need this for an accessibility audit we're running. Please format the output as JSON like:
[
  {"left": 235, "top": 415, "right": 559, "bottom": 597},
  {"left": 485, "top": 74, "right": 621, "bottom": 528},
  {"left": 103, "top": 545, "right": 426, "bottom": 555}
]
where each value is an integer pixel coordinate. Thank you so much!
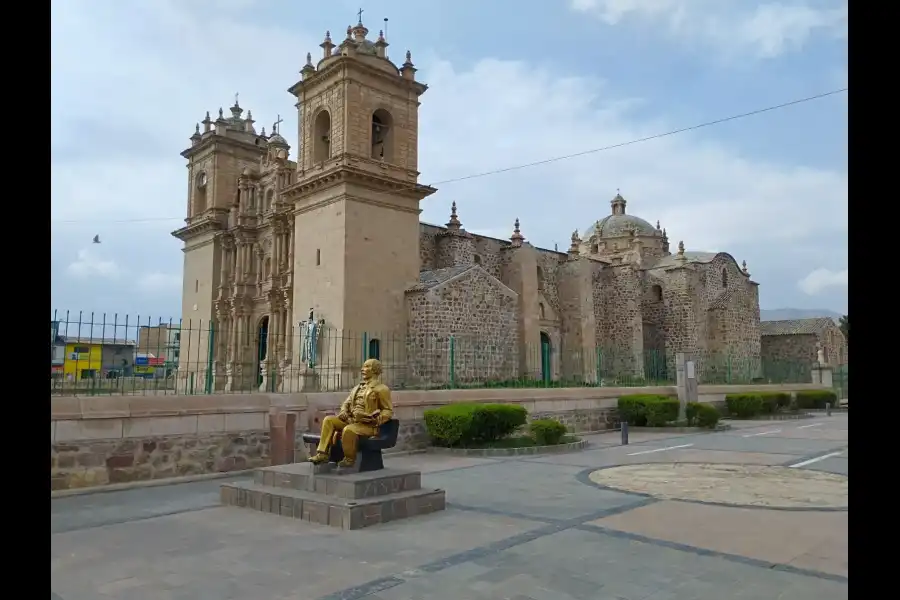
[
  {"left": 52, "top": 431, "right": 270, "bottom": 491},
  {"left": 51, "top": 382, "right": 831, "bottom": 491}
]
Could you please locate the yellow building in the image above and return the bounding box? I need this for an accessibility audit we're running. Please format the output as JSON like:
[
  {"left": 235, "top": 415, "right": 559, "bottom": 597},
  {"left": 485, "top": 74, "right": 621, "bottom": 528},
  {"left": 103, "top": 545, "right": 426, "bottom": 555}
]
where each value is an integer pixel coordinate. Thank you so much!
[{"left": 63, "top": 341, "right": 102, "bottom": 380}]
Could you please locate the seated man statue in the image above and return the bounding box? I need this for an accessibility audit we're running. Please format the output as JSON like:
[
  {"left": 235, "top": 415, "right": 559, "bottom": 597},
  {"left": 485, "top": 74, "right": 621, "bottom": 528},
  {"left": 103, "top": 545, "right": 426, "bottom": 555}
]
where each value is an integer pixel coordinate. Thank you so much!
[{"left": 308, "top": 358, "right": 393, "bottom": 468}]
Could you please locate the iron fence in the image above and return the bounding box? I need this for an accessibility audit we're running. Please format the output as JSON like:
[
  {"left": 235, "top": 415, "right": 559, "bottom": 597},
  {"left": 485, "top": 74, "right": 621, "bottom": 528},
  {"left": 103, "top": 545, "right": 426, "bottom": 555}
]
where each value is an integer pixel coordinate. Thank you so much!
[{"left": 49, "top": 311, "right": 826, "bottom": 396}]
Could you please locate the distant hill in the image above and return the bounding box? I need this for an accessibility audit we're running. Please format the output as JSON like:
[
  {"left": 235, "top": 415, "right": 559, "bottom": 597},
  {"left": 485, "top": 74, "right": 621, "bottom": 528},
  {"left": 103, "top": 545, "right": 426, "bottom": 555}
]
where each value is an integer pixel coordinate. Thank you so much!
[{"left": 761, "top": 308, "right": 843, "bottom": 323}]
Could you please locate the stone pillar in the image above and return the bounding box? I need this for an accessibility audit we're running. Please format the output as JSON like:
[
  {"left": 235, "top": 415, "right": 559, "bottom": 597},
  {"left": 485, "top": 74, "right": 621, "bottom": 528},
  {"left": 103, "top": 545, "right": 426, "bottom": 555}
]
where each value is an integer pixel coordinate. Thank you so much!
[
  {"left": 811, "top": 364, "right": 833, "bottom": 387},
  {"left": 269, "top": 411, "right": 297, "bottom": 466},
  {"left": 675, "top": 352, "right": 698, "bottom": 422}
]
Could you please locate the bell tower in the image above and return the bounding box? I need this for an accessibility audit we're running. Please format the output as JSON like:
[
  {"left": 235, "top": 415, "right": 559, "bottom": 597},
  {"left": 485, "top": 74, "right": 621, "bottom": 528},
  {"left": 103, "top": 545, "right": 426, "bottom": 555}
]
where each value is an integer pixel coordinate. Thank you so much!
[{"left": 284, "top": 20, "right": 435, "bottom": 339}]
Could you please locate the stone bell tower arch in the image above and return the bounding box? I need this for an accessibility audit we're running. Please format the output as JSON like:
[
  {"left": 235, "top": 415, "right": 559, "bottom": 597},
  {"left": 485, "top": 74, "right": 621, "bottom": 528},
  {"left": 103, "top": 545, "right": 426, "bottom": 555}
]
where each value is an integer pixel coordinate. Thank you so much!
[{"left": 284, "top": 20, "right": 436, "bottom": 348}]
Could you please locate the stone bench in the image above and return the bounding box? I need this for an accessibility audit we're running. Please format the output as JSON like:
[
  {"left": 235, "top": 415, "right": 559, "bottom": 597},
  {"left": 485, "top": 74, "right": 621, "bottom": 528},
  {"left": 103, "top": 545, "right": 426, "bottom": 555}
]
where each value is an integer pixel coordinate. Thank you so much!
[{"left": 301, "top": 419, "right": 400, "bottom": 472}]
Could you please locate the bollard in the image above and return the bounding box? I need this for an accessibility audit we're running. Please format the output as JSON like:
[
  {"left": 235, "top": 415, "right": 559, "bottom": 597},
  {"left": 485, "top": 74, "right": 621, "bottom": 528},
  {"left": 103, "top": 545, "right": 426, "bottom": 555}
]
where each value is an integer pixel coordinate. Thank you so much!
[
  {"left": 826, "top": 401, "right": 832, "bottom": 416},
  {"left": 621, "top": 421, "right": 629, "bottom": 445}
]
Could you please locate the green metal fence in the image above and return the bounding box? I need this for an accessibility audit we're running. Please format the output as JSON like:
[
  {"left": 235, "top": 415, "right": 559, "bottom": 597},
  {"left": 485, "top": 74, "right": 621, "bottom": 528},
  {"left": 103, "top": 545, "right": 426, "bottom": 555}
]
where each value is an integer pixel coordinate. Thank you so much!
[{"left": 49, "top": 310, "right": 822, "bottom": 396}]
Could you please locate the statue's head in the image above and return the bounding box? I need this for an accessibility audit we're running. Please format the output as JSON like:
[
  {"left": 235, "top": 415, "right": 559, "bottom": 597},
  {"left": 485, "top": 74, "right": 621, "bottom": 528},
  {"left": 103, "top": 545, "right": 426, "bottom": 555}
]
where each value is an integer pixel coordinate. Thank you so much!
[{"left": 361, "top": 358, "right": 382, "bottom": 381}]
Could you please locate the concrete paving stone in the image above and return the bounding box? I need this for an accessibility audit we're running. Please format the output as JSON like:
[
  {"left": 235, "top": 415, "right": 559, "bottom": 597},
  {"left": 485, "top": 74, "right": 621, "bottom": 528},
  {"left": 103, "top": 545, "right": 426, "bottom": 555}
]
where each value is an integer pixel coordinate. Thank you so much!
[
  {"left": 384, "top": 454, "right": 507, "bottom": 474},
  {"left": 524, "top": 447, "right": 795, "bottom": 469},
  {"left": 589, "top": 500, "right": 848, "bottom": 578},
  {"left": 423, "top": 460, "right": 643, "bottom": 521},
  {"left": 51, "top": 504, "right": 543, "bottom": 600}
]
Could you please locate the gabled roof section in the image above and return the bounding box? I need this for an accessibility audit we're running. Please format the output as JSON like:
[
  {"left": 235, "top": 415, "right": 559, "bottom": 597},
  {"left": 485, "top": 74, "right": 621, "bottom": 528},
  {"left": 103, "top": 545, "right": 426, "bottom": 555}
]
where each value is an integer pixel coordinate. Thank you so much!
[{"left": 760, "top": 318, "right": 834, "bottom": 336}]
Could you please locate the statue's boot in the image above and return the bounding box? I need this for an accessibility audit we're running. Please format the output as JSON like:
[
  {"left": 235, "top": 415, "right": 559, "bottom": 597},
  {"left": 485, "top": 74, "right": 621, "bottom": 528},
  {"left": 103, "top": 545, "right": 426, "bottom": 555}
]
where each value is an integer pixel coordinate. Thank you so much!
[
  {"left": 337, "top": 457, "right": 356, "bottom": 468},
  {"left": 308, "top": 452, "right": 329, "bottom": 465}
]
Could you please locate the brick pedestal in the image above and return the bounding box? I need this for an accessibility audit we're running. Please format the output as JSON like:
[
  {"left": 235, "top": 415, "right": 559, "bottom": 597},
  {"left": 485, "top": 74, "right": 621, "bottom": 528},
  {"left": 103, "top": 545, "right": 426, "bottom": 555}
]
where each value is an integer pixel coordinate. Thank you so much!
[
  {"left": 220, "top": 463, "right": 445, "bottom": 530},
  {"left": 269, "top": 411, "right": 297, "bottom": 466}
]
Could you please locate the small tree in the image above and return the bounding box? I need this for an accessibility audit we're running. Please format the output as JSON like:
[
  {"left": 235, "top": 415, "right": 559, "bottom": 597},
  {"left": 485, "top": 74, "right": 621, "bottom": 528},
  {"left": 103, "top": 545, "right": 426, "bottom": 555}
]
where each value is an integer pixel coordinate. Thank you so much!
[{"left": 839, "top": 314, "right": 848, "bottom": 345}]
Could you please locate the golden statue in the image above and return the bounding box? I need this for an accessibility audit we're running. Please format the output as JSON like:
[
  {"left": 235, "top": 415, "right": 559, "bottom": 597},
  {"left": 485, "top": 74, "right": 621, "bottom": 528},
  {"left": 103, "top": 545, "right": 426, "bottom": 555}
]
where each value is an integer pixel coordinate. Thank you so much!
[{"left": 308, "top": 358, "right": 394, "bottom": 468}]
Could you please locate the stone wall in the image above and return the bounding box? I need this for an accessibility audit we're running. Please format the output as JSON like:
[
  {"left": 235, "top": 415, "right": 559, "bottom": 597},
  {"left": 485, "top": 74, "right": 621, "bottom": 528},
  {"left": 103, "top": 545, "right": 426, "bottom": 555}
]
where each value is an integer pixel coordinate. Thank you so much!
[
  {"left": 594, "top": 264, "right": 645, "bottom": 377},
  {"left": 51, "top": 381, "right": 833, "bottom": 491},
  {"left": 405, "top": 268, "right": 520, "bottom": 385},
  {"left": 761, "top": 333, "right": 817, "bottom": 366}
]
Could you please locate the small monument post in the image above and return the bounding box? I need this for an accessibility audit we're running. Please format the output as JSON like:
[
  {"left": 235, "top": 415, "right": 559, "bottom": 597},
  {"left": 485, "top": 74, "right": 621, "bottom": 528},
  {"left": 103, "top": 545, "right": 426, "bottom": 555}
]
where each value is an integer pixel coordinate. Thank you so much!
[{"left": 676, "top": 352, "right": 698, "bottom": 422}]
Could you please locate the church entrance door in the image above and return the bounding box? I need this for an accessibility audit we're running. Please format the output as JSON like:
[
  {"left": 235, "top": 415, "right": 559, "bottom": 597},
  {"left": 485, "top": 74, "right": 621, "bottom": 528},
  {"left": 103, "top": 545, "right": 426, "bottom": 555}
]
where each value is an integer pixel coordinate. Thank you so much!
[
  {"left": 540, "top": 332, "right": 551, "bottom": 384},
  {"left": 256, "top": 316, "right": 269, "bottom": 387}
]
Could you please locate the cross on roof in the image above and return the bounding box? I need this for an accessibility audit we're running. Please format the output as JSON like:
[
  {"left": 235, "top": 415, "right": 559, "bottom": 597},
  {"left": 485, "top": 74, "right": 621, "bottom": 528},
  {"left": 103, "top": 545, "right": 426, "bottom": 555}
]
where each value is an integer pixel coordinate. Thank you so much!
[
  {"left": 273, "top": 114, "right": 283, "bottom": 134},
  {"left": 357, "top": 7, "right": 364, "bottom": 23}
]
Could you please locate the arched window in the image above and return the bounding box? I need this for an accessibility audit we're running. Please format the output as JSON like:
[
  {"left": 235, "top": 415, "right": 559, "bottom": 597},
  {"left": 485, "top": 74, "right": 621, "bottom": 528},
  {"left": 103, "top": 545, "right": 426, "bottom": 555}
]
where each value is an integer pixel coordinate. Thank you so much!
[
  {"left": 368, "top": 338, "right": 381, "bottom": 360},
  {"left": 539, "top": 303, "right": 545, "bottom": 319},
  {"left": 537, "top": 266, "right": 545, "bottom": 291},
  {"left": 474, "top": 254, "right": 482, "bottom": 265},
  {"left": 265, "top": 189, "right": 274, "bottom": 212},
  {"left": 721, "top": 268, "right": 728, "bottom": 288},
  {"left": 193, "top": 171, "right": 208, "bottom": 215},
  {"left": 591, "top": 243, "right": 599, "bottom": 254},
  {"left": 371, "top": 109, "right": 394, "bottom": 162},
  {"left": 651, "top": 285, "right": 663, "bottom": 301},
  {"left": 313, "top": 110, "right": 331, "bottom": 163}
]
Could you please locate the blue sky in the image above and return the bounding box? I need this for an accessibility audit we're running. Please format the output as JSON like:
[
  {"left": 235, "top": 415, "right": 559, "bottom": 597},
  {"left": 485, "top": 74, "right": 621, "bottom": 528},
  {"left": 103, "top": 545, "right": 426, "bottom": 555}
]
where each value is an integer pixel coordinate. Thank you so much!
[{"left": 51, "top": 0, "right": 847, "bottom": 324}]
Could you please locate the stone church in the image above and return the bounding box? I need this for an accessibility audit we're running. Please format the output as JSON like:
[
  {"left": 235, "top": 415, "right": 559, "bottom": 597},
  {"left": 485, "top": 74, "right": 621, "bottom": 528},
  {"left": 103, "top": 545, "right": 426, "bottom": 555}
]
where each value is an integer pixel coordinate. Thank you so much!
[{"left": 173, "top": 19, "right": 762, "bottom": 392}]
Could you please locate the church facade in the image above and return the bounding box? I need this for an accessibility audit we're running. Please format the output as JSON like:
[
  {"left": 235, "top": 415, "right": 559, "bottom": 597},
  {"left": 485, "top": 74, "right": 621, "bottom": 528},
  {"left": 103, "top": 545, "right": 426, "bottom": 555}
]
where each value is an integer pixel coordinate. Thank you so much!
[{"left": 172, "top": 20, "right": 762, "bottom": 392}]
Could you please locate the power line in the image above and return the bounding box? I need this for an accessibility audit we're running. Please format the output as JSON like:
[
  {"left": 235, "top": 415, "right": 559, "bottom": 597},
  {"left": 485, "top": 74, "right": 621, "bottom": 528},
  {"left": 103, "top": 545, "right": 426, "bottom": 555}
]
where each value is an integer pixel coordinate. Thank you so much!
[{"left": 51, "top": 87, "right": 847, "bottom": 225}]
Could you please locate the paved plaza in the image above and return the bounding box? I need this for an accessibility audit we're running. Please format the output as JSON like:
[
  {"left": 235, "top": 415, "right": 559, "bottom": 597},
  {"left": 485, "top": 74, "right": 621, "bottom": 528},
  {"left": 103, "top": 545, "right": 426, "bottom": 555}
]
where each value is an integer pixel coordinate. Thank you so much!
[{"left": 51, "top": 415, "right": 849, "bottom": 600}]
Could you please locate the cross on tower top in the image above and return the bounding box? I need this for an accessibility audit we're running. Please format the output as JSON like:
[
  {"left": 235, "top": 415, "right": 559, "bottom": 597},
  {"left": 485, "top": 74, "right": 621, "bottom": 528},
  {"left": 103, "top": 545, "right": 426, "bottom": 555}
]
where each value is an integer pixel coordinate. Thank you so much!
[
  {"left": 273, "top": 114, "right": 283, "bottom": 134},
  {"left": 234, "top": 92, "right": 239, "bottom": 105},
  {"left": 357, "top": 7, "right": 364, "bottom": 23}
]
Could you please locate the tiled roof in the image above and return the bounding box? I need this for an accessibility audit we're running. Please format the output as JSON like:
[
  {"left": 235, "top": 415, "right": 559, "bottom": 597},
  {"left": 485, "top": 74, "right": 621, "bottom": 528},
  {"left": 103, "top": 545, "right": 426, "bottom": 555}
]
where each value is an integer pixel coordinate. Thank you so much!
[
  {"left": 760, "top": 318, "right": 833, "bottom": 336},
  {"left": 407, "top": 265, "right": 475, "bottom": 292},
  {"left": 647, "top": 252, "right": 719, "bottom": 270}
]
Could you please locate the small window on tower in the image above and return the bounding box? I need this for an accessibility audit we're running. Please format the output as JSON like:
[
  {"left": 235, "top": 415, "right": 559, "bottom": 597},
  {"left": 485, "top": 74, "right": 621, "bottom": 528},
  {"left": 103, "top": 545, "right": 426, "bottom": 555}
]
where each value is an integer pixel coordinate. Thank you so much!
[
  {"left": 316, "top": 249, "right": 321, "bottom": 266},
  {"left": 371, "top": 109, "right": 394, "bottom": 162},
  {"left": 313, "top": 110, "right": 331, "bottom": 163},
  {"left": 195, "top": 280, "right": 199, "bottom": 293},
  {"left": 722, "top": 268, "right": 728, "bottom": 288}
]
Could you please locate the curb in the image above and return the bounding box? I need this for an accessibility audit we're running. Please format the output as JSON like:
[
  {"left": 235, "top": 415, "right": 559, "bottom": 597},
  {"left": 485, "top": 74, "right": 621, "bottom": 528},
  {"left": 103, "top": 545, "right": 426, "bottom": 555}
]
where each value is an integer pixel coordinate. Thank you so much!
[
  {"left": 629, "top": 424, "right": 731, "bottom": 433},
  {"left": 427, "top": 438, "right": 588, "bottom": 458},
  {"left": 723, "top": 413, "right": 814, "bottom": 421}
]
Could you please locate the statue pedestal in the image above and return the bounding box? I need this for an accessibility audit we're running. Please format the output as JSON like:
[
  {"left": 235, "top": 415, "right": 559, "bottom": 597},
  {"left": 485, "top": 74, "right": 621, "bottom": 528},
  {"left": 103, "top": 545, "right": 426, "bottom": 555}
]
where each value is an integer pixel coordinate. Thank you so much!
[
  {"left": 297, "top": 367, "right": 320, "bottom": 392},
  {"left": 220, "top": 463, "right": 445, "bottom": 530},
  {"left": 277, "top": 359, "right": 292, "bottom": 393},
  {"left": 224, "top": 362, "right": 235, "bottom": 392},
  {"left": 258, "top": 360, "right": 270, "bottom": 392}
]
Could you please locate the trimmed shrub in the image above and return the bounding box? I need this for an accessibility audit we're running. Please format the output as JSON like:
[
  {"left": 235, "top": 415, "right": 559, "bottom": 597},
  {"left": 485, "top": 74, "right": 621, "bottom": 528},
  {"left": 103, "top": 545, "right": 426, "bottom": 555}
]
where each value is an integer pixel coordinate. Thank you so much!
[
  {"left": 795, "top": 390, "right": 838, "bottom": 410},
  {"left": 424, "top": 403, "right": 527, "bottom": 447},
  {"left": 758, "top": 392, "right": 791, "bottom": 414},
  {"left": 645, "top": 398, "right": 680, "bottom": 426},
  {"left": 529, "top": 419, "right": 568, "bottom": 445},
  {"left": 687, "top": 402, "right": 721, "bottom": 428},
  {"left": 725, "top": 394, "right": 764, "bottom": 418},
  {"left": 618, "top": 394, "right": 678, "bottom": 427}
]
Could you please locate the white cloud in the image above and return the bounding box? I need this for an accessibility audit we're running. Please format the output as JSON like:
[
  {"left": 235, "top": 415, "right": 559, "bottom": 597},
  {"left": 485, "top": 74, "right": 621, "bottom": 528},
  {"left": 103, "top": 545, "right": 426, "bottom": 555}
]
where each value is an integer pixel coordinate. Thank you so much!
[
  {"left": 570, "top": 0, "right": 848, "bottom": 59},
  {"left": 797, "top": 268, "right": 847, "bottom": 295},
  {"left": 66, "top": 248, "right": 119, "bottom": 279},
  {"left": 137, "top": 272, "right": 182, "bottom": 294},
  {"left": 50, "top": 0, "right": 847, "bottom": 315}
]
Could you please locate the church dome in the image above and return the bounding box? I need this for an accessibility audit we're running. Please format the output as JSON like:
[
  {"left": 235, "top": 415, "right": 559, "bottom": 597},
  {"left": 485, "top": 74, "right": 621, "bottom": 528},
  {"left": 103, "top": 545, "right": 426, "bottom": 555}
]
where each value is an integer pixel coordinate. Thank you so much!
[
  {"left": 267, "top": 132, "right": 289, "bottom": 147},
  {"left": 583, "top": 193, "right": 658, "bottom": 239}
]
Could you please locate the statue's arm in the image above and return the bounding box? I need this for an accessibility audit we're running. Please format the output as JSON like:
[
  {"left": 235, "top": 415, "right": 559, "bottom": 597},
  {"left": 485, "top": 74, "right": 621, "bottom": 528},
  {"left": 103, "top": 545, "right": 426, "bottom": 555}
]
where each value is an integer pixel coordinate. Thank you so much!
[
  {"left": 337, "top": 393, "right": 353, "bottom": 421},
  {"left": 376, "top": 386, "right": 393, "bottom": 424}
]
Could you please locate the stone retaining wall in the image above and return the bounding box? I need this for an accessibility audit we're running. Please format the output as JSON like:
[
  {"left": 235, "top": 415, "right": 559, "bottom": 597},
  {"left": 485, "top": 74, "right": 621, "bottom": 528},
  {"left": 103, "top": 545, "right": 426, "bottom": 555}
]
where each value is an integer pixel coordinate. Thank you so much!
[{"left": 50, "top": 383, "right": 829, "bottom": 491}]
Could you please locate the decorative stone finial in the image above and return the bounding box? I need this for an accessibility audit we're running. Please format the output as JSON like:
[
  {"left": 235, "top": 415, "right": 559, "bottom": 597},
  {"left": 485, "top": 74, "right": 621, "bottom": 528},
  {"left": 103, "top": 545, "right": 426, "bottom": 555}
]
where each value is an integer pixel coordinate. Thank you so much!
[
  {"left": 378, "top": 30, "right": 385, "bottom": 42},
  {"left": 677, "top": 241, "right": 685, "bottom": 258},
  {"left": 662, "top": 228, "right": 667, "bottom": 238},
  {"left": 306, "top": 52, "right": 313, "bottom": 66},
  {"left": 261, "top": 126, "right": 267, "bottom": 136},
  {"left": 568, "top": 230, "right": 581, "bottom": 256},
  {"left": 325, "top": 30, "right": 331, "bottom": 42},
  {"left": 321, "top": 30, "right": 335, "bottom": 58},
  {"left": 218, "top": 107, "right": 224, "bottom": 119},
  {"left": 446, "top": 201, "right": 462, "bottom": 230},
  {"left": 742, "top": 260, "right": 750, "bottom": 276},
  {"left": 204, "top": 111, "right": 211, "bottom": 122},
  {"left": 656, "top": 220, "right": 661, "bottom": 230},
  {"left": 404, "top": 50, "right": 413, "bottom": 65},
  {"left": 346, "top": 25, "right": 353, "bottom": 39},
  {"left": 194, "top": 123, "right": 200, "bottom": 134},
  {"left": 510, "top": 218, "right": 524, "bottom": 247}
]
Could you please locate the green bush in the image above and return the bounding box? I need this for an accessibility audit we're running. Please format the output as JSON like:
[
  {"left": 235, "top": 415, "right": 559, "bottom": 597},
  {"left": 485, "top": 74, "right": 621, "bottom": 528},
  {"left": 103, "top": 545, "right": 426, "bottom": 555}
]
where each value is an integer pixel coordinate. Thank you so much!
[
  {"left": 725, "top": 394, "right": 764, "bottom": 418},
  {"left": 758, "top": 392, "right": 791, "bottom": 414},
  {"left": 795, "top": 390, "right": 838, "bottom": 410},
  {"left": 618, "top": 394, "right": 678, "bottom": 427},
  {"left": 686, "top": 402, "right": 721, "bottom": 428},
  {"left": 424, "top": 403, "right": 527, "bottom": 447},
  {"left": 645, "top": 398, "right": 680, "bottom": 426},
  {"left": 529, "top": 419, "right": 568, "bottom": 445}
]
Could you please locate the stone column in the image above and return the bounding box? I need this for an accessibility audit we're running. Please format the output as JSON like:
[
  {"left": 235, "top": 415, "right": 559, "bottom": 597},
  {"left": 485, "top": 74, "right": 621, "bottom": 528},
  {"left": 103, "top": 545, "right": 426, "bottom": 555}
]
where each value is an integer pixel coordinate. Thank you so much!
[
  {"left": 675, "top": 352, "right": 698, "bottom": 422},
  {"left": 269, "top": 411, "right": 298, "bottom": 465}
]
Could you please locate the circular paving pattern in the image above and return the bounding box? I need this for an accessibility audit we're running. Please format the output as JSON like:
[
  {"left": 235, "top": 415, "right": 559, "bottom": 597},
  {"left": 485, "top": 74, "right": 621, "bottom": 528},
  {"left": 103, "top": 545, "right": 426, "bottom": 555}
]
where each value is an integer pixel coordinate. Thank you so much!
[{"left": 588, "top": 463, "right": 848, "bottom": 509}]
